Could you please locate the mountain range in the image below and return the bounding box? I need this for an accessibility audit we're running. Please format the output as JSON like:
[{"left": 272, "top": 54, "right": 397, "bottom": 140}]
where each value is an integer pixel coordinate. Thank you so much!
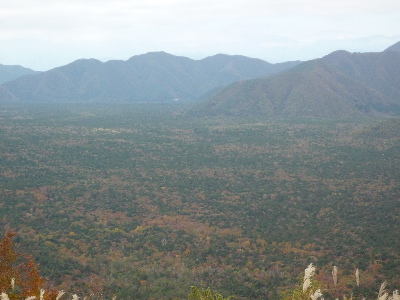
[
  {"left": 0, "top": 52, "right": 299, "bottom": 103},
  {"left": 197, "top": 43, "right": 400, "bottom": 118},
  {"left": 1, "top": 42, "right": 400, "bottom": 118}
]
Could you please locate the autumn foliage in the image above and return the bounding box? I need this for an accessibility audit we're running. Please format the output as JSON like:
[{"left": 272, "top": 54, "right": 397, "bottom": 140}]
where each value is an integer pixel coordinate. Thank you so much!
[
  {"left": 0, "top": 232, "right": 57, "bottom": 299},
  {"left": 1, "top": 105, "right": 400, "bottom": 298}
]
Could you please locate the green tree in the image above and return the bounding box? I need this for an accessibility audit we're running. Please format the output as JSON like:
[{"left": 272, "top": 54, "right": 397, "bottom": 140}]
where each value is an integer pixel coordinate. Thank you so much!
[{"left": 188, "top": 286, "right": 232, "bottom": 300}]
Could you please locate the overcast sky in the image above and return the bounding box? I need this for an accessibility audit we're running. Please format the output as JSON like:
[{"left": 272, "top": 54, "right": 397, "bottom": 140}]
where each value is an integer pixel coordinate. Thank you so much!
[{"left": 1, "top": 0, "right": 400, "bottom": 71}]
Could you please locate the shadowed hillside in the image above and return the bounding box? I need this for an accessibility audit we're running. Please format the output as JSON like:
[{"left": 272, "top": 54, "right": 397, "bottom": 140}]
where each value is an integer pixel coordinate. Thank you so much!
[
  {"left": 196, "top": 44, "right": 400, "bottom": 118},
  {"left": 384, "top": 41, "right": 400, "bottom": 52}
]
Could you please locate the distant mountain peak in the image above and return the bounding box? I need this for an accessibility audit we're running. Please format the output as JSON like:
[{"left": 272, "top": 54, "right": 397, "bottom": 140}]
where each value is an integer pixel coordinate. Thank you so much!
[
  {"left": 143, "top": 51, "right": 173, "bottom": 56},
  {"left": 323, "top": 50, "right": 351, "bottom": 58},
  {"left": 129, "top": 51, "right": 183, "bottom": 60},
  {"left": 0, "top": 64, "right": 39, "bottom": 84}
]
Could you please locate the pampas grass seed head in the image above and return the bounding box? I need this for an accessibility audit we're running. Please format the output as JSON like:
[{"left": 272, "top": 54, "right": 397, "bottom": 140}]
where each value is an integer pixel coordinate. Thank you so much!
[
  {"left": 303, "top": 278, "right": 311, "bottom": 293},
  {"left": 56, "top": 291, "right": 65, "bottom": 300},
  {"left": 332, "top": 266, "right": 338, "bottom": 286},
  {"left": 391, "top": 290, "right": 400, "bottom": 300},
  {"left": 304, "top": 264, "right": 316, "bottom": 281},
  {"left": 356, "top": 269, "right": 360, "bottom": 287},
  {"left": 378, "top": 282, "right": 389, "bottom": 300},
  {"left": 310, "top": 289, "right": 323, "bottom": 300},
  {"left": 1, "top": 293, "right": 10, "bottom": 300}
]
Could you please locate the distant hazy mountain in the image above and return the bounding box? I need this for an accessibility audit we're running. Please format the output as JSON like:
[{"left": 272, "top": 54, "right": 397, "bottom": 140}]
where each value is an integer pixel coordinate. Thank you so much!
[
  {"left": 197, "top": 45, "right": 400, "bottom": 118},
  {"left": 0, "top": 64, "right": 39, "bottom": 84},
  {"left": 0, "top": 52, "right": 300, "bottom": 103}
]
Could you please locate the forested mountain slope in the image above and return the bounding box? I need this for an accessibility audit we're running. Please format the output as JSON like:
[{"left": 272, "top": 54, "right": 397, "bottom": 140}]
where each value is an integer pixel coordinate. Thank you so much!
[
  {"left": 197, "top": 45, "right": 400, "bottom": 117},
  {"left": 0, "top": 52, "right": 299, "bottom": 103},
  {"left": 384, "top": 41, "right": 400, "bottom": 52}
]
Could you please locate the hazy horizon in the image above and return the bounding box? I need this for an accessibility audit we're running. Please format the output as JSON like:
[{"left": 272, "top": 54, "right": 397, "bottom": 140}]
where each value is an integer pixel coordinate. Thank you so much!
[{"left": 1, "top": 0, "right": 399, "bottom": 71}]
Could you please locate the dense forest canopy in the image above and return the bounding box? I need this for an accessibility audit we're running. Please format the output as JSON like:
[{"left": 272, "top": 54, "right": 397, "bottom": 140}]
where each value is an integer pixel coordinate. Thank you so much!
[{"left": 0, "top": 103, "right": 399, "bottom": 299}]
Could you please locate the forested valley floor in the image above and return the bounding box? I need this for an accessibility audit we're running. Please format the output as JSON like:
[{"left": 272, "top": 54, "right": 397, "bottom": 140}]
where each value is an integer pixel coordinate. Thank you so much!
[{"left": 0, "top": 103, "right": 399, "bottom": 299}]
